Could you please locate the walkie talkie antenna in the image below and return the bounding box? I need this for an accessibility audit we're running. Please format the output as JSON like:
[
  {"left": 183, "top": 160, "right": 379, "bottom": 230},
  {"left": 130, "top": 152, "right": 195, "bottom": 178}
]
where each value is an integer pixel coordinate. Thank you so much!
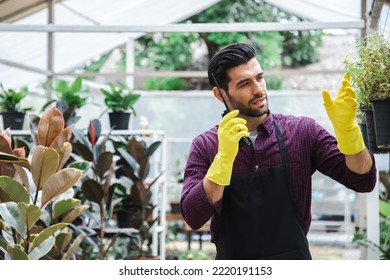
[
  {"left": 211, "top": 73, "right": 251, "bottom": 147},
  {"left": 211, "top": 73, "right": 230, "bottom": 113}
]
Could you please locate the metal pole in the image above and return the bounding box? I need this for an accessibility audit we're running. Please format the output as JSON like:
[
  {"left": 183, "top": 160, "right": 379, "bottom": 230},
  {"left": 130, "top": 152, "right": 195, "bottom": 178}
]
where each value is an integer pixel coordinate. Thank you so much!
[{"left": 47, "top": 0, "right": 55, "bottom": 99}]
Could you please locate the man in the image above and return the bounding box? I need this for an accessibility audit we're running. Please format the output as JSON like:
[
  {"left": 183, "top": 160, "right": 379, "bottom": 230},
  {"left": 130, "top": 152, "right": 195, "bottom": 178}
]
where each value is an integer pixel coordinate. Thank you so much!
[{"left": 180, "top": 43, "right": 376, "bottom": 260}]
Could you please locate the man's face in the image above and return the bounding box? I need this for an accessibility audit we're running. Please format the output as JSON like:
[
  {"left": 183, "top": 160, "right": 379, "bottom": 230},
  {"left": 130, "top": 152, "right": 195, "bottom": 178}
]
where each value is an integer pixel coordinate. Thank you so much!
[{"left": 225, "top": 57, "right": 268, "bottom": 118}]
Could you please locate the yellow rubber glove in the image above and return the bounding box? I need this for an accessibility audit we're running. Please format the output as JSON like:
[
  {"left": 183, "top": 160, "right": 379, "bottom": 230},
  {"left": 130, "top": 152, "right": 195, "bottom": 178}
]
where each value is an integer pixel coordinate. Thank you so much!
[
  {"left": 205, "top": 110, "right": 250, "bottom": 186},
  {"left": 322, "top": 74, "right": 365, "bottom": 155}
]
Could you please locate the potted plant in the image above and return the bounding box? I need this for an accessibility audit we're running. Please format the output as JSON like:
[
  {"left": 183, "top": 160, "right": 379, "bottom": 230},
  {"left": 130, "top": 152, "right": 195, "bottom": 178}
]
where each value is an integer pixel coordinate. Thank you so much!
[
  {"left": 343, "top": 32, "right": 390, "bottom": 151},
  {"left": 100, "top": 81, "right": 141, "bottom": 130},
  {"left": 0, "top": 83, "right": 32, "bottom": 129},
  {"left": 112, "top": 136, "right": 163, "bottom": 259},
  {"left": 43, "top": 77, "right": 88, "bottom": 126}
]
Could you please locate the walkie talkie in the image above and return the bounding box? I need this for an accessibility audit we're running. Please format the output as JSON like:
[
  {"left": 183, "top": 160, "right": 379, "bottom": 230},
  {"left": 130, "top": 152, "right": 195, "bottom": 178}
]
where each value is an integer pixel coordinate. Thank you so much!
[{"left": 211, "top": 73, "right": 252, "bottom": 147}]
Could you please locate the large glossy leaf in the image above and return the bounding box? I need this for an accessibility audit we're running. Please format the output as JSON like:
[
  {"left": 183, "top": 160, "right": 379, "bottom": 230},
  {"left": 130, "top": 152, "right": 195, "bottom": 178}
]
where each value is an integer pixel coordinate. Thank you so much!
[
  {"left": 0, "top": 202, "right": 27, "bottom": 237},
  {"left": 62, "top": 205, "right": 90, "bottom": 223},
  {"left": 50, "top": 124, "right": 75, "bottom": 151},
  {"left": 0, "top": 176, "right": 29, "bottom": 203},
  {"left": 28, "top": 236, "right": 55, "bottom": 260},
  {"left": 57, "top": 142, "right": 72, "bottom": 170},
  {"left": 7, "top": 245, "right": 29, "bottom": 260},
  {"left": 81, "top": 179, "right": 104, "bottom": 204},
  {"left": 31, "top": 223, "right": 68, "bottom": 250},
  {"left": 88, "top": 119, "right": 101, "bottom": 147},
  {"left": 38, "top": 106, "right": 64, "bottom": 147},
  {"left": 31, "top": 146, "right": 59, "bottom": 190},
  {"left": 130, "top": 181, "right": 146, "bottom": 205},
  {"left": 68, "top": 161, "right": 92, "bottom": 179},
  {"left": 62, "top": 233, "right": 85, "bottom": 260},
  {"left": 72, "top": 142, "right": 93, "bottom": 161},
  {"left": 52, "top": 198, "right": 81, "bottom": 220},
  {"left": 17, "top": 202, "right": 41, "bottom": 231},
  {"left": 0, "top": 135, "right": 12, "bottom": 153},
  {"left": 128, "top": 137, "right": 145, "bottom": 163},
  {"left": 41, "top": 168, "right": 82, "bottom": 207},
  {"left": 13, "top": 165, "right": 30, "bottom": 190},
  {"left": 146, "top": 141, "right": 161, "bottom": 157},
  {"left": 53, "top": 232, "right": 72, "bottom": 257},
  {"left": 96, "top": 152, "right": 113, "bottom": 180},
  {"left": 0, "top": 152, "right": 31, "bottom": 170}
]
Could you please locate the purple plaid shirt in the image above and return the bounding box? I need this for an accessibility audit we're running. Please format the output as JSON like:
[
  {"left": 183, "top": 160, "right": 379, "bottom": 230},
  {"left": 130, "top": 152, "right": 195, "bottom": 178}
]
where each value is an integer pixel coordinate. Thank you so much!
[{"left": 180, "top": 112, "right": 376, "bottom": 242}]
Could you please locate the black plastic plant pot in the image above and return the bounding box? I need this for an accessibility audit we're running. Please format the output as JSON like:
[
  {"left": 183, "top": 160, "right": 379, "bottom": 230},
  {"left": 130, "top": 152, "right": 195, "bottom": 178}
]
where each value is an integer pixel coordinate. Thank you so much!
[
  {"left": 1, "top": 112, "right": 25, "bottom": 130},
  {"left": 372, "top": 99, "right": 390, "bottom": 149},
  {"left": 364, "top": 108, "right": 390, "bottom": 154},
  {"left": 108, "top": 112, "right": 131, "bottom": 130}
]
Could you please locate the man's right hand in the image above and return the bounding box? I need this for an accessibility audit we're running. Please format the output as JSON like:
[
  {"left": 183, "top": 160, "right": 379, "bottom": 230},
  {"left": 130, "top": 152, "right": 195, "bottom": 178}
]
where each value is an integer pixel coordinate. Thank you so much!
[{"left": 205, "top": 110, "right": 249, "bottom": 186}]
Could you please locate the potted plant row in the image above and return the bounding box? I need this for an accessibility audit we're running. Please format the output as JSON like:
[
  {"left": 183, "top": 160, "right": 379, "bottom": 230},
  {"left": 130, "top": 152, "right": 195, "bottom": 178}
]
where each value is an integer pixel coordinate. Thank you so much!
[{"left": 343, "top": 32, "right": 390, "bottom": 153}]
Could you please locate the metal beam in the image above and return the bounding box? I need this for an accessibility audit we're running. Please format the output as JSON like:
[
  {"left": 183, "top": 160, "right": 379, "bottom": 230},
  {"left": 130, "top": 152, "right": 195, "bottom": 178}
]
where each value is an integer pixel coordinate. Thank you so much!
[
  {"left": 0, "top": 58, "right": 48, "bottom": 75},
  {"left": 0, "top": 21, "right": 365, "bottom": 33}
]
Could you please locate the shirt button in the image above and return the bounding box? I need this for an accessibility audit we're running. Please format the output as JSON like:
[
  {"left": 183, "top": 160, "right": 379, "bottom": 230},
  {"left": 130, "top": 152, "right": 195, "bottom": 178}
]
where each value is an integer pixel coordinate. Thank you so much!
[{"left": 255, "top": 165, "right": 259, "bottom": 170}]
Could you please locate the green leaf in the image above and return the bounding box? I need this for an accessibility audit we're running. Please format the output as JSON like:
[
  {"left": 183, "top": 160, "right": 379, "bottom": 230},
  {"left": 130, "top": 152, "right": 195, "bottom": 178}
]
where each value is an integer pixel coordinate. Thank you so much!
[
  {"left": 0, "top": 202, "right": 27, "bottom": 237},
  {"left": 0, "top": 176, "right": 29, "bottom": 203},
  {"left": 31, "top": 145, "right": 60, "bottom": 190},
  {"left": 28, "top": 236, "right": 55, "bottom": 260},
  {"left": 41, "top": 168, "right": 82, "bottom": 207},
  {"left": 379, "top": 200, "right": 390, "bottom": 218},
  {"left": 53, "top": 232, "right": 72, "bottom": 257},
  {"left": 52, "top": 198, "right": 81, "bottom": 220},
  {"left": 31, "top": 223, "right": 68, "bottom": 250},
  {"left": 62, "top": 205, "right": 90, "bottom": 223},
  {"left": 17, "top": 202, "right": 41, "bottom": 231},
  {"left": 8, "top": 245, "right": 29, "bottom": 260}
]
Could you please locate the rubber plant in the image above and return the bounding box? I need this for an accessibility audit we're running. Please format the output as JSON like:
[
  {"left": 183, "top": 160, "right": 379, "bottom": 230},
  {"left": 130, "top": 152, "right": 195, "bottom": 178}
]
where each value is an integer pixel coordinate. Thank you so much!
[
  {"left": 71, "top": 119, "right": 120, "bottom": 259},
  {"left": 0, "top": 106, "right": 87, "bottom": 260},
  {"left": 113, "top": 136, "right": 163, "bottom": 258}
]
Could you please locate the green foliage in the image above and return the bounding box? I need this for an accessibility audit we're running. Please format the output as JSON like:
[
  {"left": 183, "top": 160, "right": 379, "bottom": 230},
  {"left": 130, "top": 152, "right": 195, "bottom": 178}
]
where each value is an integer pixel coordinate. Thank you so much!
[
  {"left": 135, "top": 0, "right": 323, "bottom": 86},
  {"left": 144, "top": 77, "right": 187, "bottom": 90},
  {"left": 53, "top": 77, "right": 87, "bottom": 109},
  {"left": 0, "top": 106, "right": 85, "bottom": 260},
  {"left": 100, "top": 81, "right": 141, "bottom": 114},
  {"left": 0, "top": 84, "right": 32, "bottom": 112},
  {"left": 343, "top": 32, "right": 390, "bottom": 109}
]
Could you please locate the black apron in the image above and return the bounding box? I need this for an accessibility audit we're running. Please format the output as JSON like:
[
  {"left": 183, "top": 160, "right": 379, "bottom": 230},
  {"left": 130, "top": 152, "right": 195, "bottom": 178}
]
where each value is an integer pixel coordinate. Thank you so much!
[{"left": 215, "top": 118, "right": 312, "bottom": 260}]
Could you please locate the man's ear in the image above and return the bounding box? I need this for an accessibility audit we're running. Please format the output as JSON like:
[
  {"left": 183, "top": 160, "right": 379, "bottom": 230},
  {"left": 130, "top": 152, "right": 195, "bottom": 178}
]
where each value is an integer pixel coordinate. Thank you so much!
[{"left": 213, "top": 87, "right": 224, "bottom": 103}]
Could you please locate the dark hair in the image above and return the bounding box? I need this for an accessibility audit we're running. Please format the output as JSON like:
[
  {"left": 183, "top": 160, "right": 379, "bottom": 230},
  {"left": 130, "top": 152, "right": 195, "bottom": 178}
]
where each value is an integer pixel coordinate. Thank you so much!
[{"left": 208, "top": 43, "right": 256, "bottom": 92}]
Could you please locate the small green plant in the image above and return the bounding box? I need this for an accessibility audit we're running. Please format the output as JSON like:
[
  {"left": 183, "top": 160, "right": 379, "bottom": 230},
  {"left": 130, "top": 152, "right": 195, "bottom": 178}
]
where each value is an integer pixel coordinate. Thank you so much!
[
  {"left": 100, "top": 81, "right": 141, "bottom": 115},
  {"left": 343, "top": 32, "right": 390, "bottom": 109},
  {"left": 0, "top": 83, "right": 32, "bottom": 112},
  {"left": 54, "top": 77, "right": 87, "bottom": 110}
]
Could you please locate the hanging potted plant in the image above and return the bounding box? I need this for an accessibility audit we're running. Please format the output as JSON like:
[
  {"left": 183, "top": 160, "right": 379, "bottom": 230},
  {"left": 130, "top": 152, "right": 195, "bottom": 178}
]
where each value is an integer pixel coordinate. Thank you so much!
[
  {"left": 100, "top": 81, "right": 141, "bottom": 130},
  {"left": 0, "top": 83, "right": 32, "bottom": 130},
  {"left": 343, "top": 32, "right": 390, "bottom": 151}
]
